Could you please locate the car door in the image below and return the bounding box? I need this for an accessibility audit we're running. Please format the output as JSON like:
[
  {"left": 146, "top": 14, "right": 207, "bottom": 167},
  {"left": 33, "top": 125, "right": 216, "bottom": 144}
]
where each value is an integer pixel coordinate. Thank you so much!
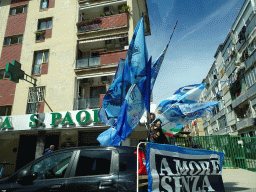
[
  {"left": 9, "top": 150, "right": 76, "bottom": 192},
  {"left": 65, "top": 149, "right": 119, "bottom": 192}
]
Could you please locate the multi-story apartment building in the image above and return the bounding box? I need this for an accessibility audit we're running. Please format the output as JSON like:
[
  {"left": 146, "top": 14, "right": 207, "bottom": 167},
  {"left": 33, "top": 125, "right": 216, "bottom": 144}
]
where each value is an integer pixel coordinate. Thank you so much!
[
  {"left": 201, "top": 0, "right": 256, "bottom": 137},
  {"left": 0, "top": 0, "right": 150, "bottom": 176}
]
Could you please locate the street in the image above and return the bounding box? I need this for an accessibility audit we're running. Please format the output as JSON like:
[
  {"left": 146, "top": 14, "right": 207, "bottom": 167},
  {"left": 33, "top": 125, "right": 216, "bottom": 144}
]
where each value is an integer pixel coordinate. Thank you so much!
[{"left": 222, "top": 168, "right": 256, "bottom": 192}]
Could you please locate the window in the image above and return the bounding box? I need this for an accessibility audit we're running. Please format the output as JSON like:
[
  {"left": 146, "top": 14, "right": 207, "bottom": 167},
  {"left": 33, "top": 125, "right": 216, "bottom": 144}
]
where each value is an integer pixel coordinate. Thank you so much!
[
  {"left": 75, "top": 150, "right": 111, "bottom": 177},
  {"left": 0, "top": 69, "right": 10, "bottom": 79},
  {"left": 40, "top": 0, "right": 49, "bottom": 9},
  {"left": 0, "top": 106, "right": 12, "bottom": 116},
  {"left": 30, "top": 152, "right": 73, "bottom": 180},
  {"left": 245, "top": 66, "right": 256, "bottom": 88},
  {"left": 27, "top": 87, "right": 45, "bottom": 114},
  {"left": 9, "top": 5, "right": 27, "bottom": 15},
  {"left": 32, "top": 50, "right": 49, "bottom": 75},
  {"left": 119, "top": 153, "right": 136, "bottom": 172},
  {"left": 4, "top": 35, "right": 23, "bottom": 46},
  {"left": 38, "top": 19, "right": 52, "bottom": 30},
  {"left": 218, "top": 115, "right": 227, "bottom": 129}
]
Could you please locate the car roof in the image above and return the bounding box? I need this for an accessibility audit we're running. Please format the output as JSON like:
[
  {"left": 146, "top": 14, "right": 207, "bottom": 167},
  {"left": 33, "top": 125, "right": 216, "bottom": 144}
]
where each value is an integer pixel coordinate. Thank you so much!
[{"left": 54, "top": 146, "right": 138, "bottom": 154}]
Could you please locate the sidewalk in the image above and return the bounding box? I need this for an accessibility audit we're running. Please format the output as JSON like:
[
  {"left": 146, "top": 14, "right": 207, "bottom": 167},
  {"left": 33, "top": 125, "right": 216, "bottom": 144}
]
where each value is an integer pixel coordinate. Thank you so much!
[{"left": 222, "top": 168, "right": 256, "bottom": 192}]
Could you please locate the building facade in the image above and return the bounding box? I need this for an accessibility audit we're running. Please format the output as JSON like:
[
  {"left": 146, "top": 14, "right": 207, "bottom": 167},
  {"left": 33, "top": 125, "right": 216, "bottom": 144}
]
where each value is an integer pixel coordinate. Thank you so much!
[
  {"left": 201, "top": 0, "right": 256, "bottom": 137},
  {"left": 0, "top": 0, "right": 150, "bottom": 177}
]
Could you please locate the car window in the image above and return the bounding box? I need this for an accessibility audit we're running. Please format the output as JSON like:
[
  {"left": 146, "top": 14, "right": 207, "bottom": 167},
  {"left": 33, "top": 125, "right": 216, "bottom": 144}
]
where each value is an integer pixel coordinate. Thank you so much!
[
  {"left": 119, "top": 153, "right": 136, "bottom": 172},
  {"left": 75, "top": 150, "right": 112, "bottom": 177},
  {"left": 30, "top": 152, "right": 73, "bottom": 180}
]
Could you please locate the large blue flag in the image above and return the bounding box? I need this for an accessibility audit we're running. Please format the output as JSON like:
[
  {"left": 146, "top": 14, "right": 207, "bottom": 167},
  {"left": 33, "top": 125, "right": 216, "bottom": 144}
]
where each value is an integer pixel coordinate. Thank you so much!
[
  {"left": 98, "top": 16, "right": 148, "bottom": 124},
  {"left": 97, "top": 77, "right": 149, "bottom": 146},
  {"left": 97, "top": 16, "right": 150, "bottom": 145}
]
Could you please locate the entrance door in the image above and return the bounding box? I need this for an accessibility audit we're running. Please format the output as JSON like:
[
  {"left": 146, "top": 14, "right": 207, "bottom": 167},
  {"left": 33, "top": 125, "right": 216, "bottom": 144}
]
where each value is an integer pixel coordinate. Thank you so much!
[
  {"left": 16, "top": 135, "right": 37, "bottom": 171},
  {"left": 45, "top": 134, "right": 60, "bottom": 152}
]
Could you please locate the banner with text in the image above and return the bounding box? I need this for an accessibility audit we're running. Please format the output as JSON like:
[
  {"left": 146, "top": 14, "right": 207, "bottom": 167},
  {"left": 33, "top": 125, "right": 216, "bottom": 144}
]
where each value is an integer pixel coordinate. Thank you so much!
[{"left": 146, "top": 143, "right": 225, "bottom": 192}]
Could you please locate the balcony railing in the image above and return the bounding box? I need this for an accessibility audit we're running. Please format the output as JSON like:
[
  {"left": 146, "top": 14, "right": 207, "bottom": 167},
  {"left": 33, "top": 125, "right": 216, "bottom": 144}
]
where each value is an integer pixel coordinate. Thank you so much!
[
  {"left": 77, "top": 13, "right": 128, "bottom": 33},
  {"left": 231, "top": 90, "right": 248, "bottom": 109},
  {"left": 76, "top": 57, "right": 100, "bottom": 68},
  {"left": 76, "top": 50, "right": 127, "bottom": 69},
  {"left": 79, "top": 0, "right": 113, "bottom": 5},
  {"left": 74, "top": 97, "right": 102, "bottom": 110},
  {"left": 236, "top": 117, "right": 255, "bottom": 131}
]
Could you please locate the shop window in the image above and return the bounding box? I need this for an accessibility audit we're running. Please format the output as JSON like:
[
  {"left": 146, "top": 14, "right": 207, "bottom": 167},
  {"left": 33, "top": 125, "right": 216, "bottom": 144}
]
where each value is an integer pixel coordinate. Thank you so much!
[
  {"left": 32, "top": 50, "right": 49, "bottom": 75},
  {"left": 4, "top": 35, "right": 23, "bottom": 46},
  {"left": 75, "top": 150, "right": 111, "bottom": 177},
  {"left": 27, "top": 87, "right": 45, "bottom": 114},
  {"left": 0, "top": 106, "right": 12, "bottom": 116},
  {"left": 0, "top": 69, "right": 10, "bottom": 79},
  {"left": 9, "top": 5, "right": 27, "bottom": 15}
]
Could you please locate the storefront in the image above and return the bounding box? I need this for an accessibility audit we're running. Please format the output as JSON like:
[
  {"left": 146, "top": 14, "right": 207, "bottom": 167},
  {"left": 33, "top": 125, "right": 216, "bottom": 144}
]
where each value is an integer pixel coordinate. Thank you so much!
[{"left": 0, "top": 109, "right": 147, "bottom": 177}]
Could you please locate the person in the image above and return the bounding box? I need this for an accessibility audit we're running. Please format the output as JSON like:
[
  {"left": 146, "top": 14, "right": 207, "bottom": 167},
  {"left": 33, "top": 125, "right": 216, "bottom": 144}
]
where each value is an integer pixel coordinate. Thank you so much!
[
  {"left": 151, "top": 120, "right": 169, "bottom": 144},
  {"left": 44, "top": 145, "right": 55, "bottom": 154},
  {"left": 150, "top": 113, "right": 155, "bottom": 123}
]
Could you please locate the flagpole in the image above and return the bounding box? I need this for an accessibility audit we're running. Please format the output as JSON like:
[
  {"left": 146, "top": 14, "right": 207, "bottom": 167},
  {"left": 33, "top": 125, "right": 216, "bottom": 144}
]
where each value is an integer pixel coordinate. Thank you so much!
[{"left": 147, "top": 21, "right": 178, "bottom": 141}]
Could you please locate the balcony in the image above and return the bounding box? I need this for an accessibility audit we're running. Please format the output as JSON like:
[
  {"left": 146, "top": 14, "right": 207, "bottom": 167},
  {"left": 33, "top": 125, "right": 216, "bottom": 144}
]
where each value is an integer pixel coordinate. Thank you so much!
[
  {"left": 74, "top": 97, "right": 104, "bottom": 110},
  {"left": 76, "top": 50, "right": 127, "bottom": 70},
  {"left": 77, "top": 13, "right": 128, "bottom": 34},
  {"left": 245, "top": 48, "right": 256, "bottom": 70},
  {"left": 236, "top": 117, "right": 255, "bottom": 131},
  {"left": 79, "top": 0, "right": 118, "bottom": 6},
  {"left": 231, "top": 90, "right": 248, "bottom": 109},
  {"left": 76, "top": 57, "right": 100, "bottom": 68}
]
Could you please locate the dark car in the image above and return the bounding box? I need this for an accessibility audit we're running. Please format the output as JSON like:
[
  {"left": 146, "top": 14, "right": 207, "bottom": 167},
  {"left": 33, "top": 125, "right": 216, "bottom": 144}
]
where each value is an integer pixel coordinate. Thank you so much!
[{"left": 0, "top": 146, "right": 148, "bottom": 192}]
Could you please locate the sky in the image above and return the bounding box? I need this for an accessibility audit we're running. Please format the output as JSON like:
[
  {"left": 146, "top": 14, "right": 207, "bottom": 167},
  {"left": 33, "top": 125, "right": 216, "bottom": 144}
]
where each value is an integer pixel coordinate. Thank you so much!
[{"left": 146, "top": 0, "right": 245, "bottom": 106}]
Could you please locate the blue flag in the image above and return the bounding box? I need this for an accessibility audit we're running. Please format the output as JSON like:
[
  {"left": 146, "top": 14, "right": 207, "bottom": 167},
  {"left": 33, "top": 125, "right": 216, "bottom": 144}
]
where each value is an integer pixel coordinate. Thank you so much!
[
  {"left": 98, "top": 16, "right": 148, "bottom": 124},
  {"left": 97, "top": 16, "right": 149, "bottom": 146},
  {"left": 158, "top": 101, "right": 219, "bottom": 126},
  {"left": 151, "top": 44, "right": 168, "bottom": 92},
  {"left": 155, "top": 83, "right": 207, "bottom": 115}
]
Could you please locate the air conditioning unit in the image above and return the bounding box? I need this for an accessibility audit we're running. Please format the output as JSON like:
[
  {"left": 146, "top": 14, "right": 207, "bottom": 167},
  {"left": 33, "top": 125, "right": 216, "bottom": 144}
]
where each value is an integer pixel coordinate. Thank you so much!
[{"left": 104, "top": 6, "right": 114, "bottom": 16}]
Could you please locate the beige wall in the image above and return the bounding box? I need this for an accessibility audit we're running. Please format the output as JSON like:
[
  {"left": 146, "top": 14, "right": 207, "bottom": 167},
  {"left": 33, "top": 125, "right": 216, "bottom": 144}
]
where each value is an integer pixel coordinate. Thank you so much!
[{"left": 12, "top": 0, "right": 78, "bottom": 115}]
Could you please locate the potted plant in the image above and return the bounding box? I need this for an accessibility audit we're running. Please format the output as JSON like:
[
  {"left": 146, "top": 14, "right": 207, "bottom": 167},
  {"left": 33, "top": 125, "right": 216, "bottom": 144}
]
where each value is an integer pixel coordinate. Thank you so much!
[
  {"left": 76, "top": 17, "right": 102, "bottom": 27},
  {"left": 121, "top": 5, "right": 130, "bottom": 13},
  {"left": 100, "top": 13, "right": 105, "bottom": 17}
]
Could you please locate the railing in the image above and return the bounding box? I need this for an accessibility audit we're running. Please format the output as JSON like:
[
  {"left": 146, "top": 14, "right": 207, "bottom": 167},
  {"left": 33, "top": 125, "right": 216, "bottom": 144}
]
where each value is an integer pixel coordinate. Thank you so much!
[
  {"left": 76, "top": 57, "right": 100, "bottom": 69},
  {"left": 77, "top": 13, "right": 128, "bottom": 33},
  {"left": 74, "top": 97, "right": 101, "bottom": 110},
  {"left": 79, "top": 0, "right": 116, "bottom": 5},
  {"left": 171, "top": 135, "right": 256, "bottom": 171},
  {"left": 231, "top": 90, "right": 248, "bottom": 108},
  {"left": 236, "top": 117, "right": 255, "bottom": 131}
]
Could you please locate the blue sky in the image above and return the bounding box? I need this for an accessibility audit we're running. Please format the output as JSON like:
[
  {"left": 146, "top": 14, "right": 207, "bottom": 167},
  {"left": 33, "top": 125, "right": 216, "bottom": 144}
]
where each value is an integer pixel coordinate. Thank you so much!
[{"left": 146, "top": 0, "right": 245, "bottom": 105}]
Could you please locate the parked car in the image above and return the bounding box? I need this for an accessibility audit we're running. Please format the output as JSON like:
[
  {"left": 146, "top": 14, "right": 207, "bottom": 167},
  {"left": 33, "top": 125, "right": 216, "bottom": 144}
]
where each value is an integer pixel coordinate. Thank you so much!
[{"left": 0, "top": 146, "right": 148, "bottom": 192}]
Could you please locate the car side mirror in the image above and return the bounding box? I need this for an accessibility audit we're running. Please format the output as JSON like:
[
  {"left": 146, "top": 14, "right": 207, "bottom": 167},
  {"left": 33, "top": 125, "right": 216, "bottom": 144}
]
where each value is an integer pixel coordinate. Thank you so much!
[{"left": 17, "top": 170, "right": 37, "bottom": 185}]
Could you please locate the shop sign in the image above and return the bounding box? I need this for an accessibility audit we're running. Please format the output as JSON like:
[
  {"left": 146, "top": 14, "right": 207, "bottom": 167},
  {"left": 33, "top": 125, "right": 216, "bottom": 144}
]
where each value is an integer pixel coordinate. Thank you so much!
[
  {"left": 0, "top": 117, "right": 13, "bottom": 129},
  {"left": 29, "top": 109, "right": 101, "bottom": 128}
]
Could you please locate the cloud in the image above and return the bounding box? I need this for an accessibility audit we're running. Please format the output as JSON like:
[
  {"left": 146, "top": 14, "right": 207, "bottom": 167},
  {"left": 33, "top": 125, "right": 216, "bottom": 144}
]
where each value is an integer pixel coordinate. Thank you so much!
[{"left": 179, "top": 0, "right": 240, "bottom": 41}]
